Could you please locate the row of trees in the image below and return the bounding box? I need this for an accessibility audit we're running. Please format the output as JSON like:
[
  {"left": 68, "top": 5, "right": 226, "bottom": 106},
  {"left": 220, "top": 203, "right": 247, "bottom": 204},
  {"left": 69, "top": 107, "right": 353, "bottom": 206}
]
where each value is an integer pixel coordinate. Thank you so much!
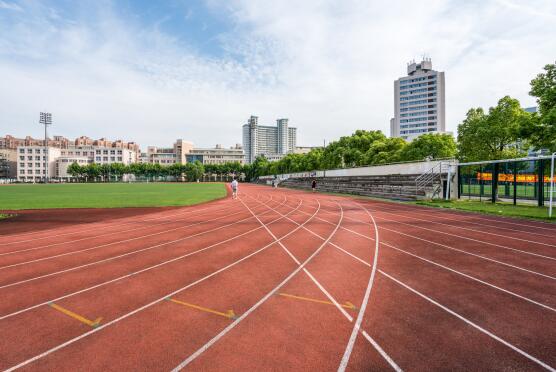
[
  {"left": 67, "top": 161, "right": 208, "bottom": 182},
  {"left": 247, "top": 131, "right": 456, "bottom": 178},
  {"left": 65, "top": 62, "right": 555, "bottom": 182},
  {"left": 251, "top": 61, "right": 556, "bottom": 177},
  {"left": 458, "top": 62, "right": 556, "bottom": 161}
]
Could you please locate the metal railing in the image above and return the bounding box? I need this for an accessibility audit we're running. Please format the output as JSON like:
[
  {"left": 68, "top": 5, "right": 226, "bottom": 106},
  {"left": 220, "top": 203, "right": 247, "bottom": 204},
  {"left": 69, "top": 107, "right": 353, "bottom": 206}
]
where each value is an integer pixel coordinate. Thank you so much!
[{"left": 415, "top": 162, "right": 446, "bottom": 198}]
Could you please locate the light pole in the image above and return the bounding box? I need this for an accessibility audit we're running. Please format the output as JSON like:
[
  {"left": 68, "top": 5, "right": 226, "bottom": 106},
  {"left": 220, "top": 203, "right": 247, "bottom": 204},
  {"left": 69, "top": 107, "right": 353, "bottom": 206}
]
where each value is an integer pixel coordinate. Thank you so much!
[
  {"left": 39, "top": 112, "right": 52, "bottom": 183},
  {"left": 549, "top": 152, "right": 556, "bottom": 218},
  {"left": 323, "top": 139, "right": 326, "bottom": 178}
]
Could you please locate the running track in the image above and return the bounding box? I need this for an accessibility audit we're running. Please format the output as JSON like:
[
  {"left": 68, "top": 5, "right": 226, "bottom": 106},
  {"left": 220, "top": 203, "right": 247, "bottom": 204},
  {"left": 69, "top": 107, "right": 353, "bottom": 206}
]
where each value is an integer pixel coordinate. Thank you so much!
[{"left": 0, "top": 184, "right": 555, "bottom": 371}]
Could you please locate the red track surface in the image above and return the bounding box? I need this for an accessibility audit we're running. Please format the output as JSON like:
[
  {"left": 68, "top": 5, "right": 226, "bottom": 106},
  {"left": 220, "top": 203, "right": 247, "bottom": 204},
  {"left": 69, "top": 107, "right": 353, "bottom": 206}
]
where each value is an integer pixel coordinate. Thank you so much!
[{"left": 0, "top": 184, "right": 555, "bottom": 371}]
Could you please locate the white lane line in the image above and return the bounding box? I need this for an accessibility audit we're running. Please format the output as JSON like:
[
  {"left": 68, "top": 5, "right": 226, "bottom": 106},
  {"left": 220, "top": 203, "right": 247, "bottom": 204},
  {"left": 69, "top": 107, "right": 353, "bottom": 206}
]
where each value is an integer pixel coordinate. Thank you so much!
[
  {"left": 372, "top": 207, "right": 556, "bottom": 249},
  {"left": 0, "top": 197, "right": 303, "bottom": 320},
  {"left": 330, "top": 222, "right": 556, "bottom": 313},
  {"left": 0, "top": 197, "right": 252, "bottom": 257},
  {"left": 0, "top": 209, "right": 255, "bottom": 271},
  {"left": 381, "top": 242, "right": 556, "bottom": 313},
  {"left": 363, "top": 211, "right": 556, "bottom": 261},
  {"left": 0, "top": 195, "right": 239, "bottom": 246},
  {"left": 339, "top": 203, "right": 380, "bottom": 372},
  {"left": 379, "top": 270, "right": 556, "bottom": 372},
  {"left": 356, "top": 198, "right": 556, "bottom": 232},
  {"left": 376, "top": 224, "right": 556, "bottom": 281},
  {"left": 317, "top": 209, "right": 556, "bottom": 280},
  {"left": 3, "top": 192, "right": 318, "bottom": 371},
  {"left": 361, "top": 331, "right": 403, "bottom": 372},
  {"left": 0, "top": 193, "right": 271, "bottom": 258},
  {"left": 171, "top": 197, "right": 340, "bottom": 371},
  {"left": 1, "top": 198, "right": 316, "bottom": 372},
  {"left": 375, "top": 205, "right": 556, "bottom": 240},
  {"left": 241, "top": 194, "right": 400, "bottom": 371},
  {"left": 243, "top": 195, "right": 356, "bottom": 322}
]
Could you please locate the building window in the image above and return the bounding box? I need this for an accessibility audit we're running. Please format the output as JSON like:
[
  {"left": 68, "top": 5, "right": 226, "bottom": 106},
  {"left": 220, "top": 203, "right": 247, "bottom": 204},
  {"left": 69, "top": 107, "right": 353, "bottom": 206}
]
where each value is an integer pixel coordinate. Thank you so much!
[
  {"left": 19, "top": 149, "right": 25, "bottom": 153},
  {"left": 35, "top": 163, "right": 41, "bottom": 167},
  {"left": 27, "top": 156, "right": 33, "bottom": 160},
  {"left": 28, "top": 163, "right": 33, "bottom": 167}
]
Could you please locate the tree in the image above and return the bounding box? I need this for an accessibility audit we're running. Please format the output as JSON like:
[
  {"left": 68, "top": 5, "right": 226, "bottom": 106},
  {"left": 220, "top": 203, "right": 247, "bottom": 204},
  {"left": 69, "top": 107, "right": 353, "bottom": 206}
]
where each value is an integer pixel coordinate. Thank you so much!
[
  {"left": 67, "top": 162, "right": 86, "bottom": 181},
  {"left": 400, "top": 133, "right": 456, "bottom": 161},
  {"left": 364, "top": 137, "right": 406, "bottom": 165},
  {"left": 524, "top": 62, "right": 556, "bottom": 152},
  {"left": 185, "top": 161, "right": 204, "bottom": 181},
  {"left": 457, "top": 96, "right": 530, "bottom": 161}
]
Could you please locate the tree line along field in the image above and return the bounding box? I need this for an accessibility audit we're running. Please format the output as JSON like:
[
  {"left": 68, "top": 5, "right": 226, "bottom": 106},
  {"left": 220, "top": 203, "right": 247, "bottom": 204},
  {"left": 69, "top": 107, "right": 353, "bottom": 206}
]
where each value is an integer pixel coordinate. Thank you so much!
[{"left": 0, "top": 183, "right": 227, "bottom": 210}]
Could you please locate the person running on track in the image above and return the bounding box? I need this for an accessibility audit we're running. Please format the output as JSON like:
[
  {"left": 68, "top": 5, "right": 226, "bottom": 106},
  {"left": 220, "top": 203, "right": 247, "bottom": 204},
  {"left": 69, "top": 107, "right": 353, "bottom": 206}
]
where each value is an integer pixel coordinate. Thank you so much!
[
  {"left": 311, "top": 179, "right": 317, "bottom": 193},
  {"left": 231, "top": 178, "right": 239, "bottom": 199}
]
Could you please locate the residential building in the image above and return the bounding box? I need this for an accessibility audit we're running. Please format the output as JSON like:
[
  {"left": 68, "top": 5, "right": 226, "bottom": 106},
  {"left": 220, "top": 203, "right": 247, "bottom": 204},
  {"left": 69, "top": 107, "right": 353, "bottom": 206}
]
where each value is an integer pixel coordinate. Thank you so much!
[
  {"left": 16, "top": 146, "right": 61, "bottom": 182},
  {"left": 391, "top": 58, "right": 446, "bottom": 141},
  {"left": 0, "top": 148, "right": 17, "bottom": 178},
  {"left": 242, "top": 116, "right": 297, "bottom": 164},
  {"left": 187, "top": 144, "right": 244, "bottom": 165}
]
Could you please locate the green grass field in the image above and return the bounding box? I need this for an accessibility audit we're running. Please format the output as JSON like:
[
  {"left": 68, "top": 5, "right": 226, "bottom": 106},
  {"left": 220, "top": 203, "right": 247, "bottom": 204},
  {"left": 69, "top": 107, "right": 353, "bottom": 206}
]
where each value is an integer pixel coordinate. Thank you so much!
[
  {"left": 414, "top": 199, "right": 555, "bottom": 222},
  {"left": 0, "top": 183, "right": 227, "bottom": 210},
  {"left": 460, "top": 183, "right": 552, "bottom": 199}
]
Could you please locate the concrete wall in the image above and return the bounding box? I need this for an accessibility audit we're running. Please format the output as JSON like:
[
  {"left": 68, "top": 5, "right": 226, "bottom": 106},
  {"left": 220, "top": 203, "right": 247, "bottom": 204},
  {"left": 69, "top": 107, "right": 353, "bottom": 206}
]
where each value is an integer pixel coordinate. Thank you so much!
[{"left": 260, "top": 159, "right": 456, "bottom": 179}]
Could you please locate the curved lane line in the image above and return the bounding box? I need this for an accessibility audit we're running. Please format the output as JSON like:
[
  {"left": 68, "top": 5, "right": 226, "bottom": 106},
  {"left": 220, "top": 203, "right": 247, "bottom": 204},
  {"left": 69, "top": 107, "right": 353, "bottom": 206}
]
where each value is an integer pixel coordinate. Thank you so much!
[
  {"left": 338, "top": 202, "right": 380, "bottom": 371},
  {"left": 171, "top": 194, "right": 335, "bottom": 371},
  {"left": 0, "top": 195, "right": 299, "bottom": 319},
  {"left": 0, "top": 192, "right": 272, "bottom": 256},
  {"left": 2, "top": 192, "right": 316, "bottom": 370}
]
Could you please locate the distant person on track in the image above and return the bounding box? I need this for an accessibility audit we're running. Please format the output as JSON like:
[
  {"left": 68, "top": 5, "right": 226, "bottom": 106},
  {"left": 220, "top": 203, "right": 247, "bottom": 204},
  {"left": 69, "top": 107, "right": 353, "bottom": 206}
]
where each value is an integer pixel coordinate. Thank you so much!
[
  {"left": 311, "top": 179, "right": 317, "bottom": 193},
  {"left": 231, "top": 178, "right": 239, "bottom": 199}
]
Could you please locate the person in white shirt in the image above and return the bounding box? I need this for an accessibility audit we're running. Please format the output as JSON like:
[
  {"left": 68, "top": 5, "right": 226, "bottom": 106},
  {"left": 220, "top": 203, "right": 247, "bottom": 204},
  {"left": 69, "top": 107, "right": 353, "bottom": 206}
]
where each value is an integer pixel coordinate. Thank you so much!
[{"left": 231, "top": 178, "right": 239, "bottom": 199}]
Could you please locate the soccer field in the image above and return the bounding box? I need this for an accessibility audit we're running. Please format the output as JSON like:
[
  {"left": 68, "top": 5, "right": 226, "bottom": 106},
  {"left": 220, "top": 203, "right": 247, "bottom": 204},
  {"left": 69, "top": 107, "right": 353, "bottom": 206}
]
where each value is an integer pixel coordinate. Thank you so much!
[{"left": 0, "top": 183, "right": 227, "bottom": 210}]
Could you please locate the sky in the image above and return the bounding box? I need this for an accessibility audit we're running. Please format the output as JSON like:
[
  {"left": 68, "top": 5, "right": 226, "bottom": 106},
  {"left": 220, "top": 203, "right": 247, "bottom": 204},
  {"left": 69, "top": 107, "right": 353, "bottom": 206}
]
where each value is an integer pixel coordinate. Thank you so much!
[{"left": 0, "top": 0, "right": 555, "bottom": 148}]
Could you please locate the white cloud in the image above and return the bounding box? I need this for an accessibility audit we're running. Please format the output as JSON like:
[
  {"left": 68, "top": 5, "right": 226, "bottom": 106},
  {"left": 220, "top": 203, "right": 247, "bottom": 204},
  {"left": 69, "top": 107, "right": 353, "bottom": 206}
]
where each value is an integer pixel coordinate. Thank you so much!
[
  {"left": 0, "top": 0, "right": 555, "bottom": 148},
  {"left": 0, "top": 1, "right": 22, "bottom": 11}
]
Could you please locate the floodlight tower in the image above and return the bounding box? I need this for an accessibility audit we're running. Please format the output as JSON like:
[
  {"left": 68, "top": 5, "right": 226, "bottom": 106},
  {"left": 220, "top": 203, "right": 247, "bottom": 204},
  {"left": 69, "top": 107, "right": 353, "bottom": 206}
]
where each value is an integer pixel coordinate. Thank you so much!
[{"left": 39, "top": 112, "right": 52, "bottom": 183}]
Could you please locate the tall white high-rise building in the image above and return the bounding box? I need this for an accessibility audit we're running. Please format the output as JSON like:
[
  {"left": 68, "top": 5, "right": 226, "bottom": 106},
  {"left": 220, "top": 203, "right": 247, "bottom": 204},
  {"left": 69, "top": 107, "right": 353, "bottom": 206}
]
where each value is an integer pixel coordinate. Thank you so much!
[
  {"left": 242, "top": 116, "right": 297, "bottom": 164},
  {"left": 391, "top": 58, "right": 446, "bottom": 141}
]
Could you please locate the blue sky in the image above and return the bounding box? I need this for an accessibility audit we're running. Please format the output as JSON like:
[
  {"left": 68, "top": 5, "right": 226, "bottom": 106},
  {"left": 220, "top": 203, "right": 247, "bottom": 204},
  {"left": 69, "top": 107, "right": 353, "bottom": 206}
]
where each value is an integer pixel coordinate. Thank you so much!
[{"left": 1, "top": 0, "right": 555, "bottom": 148}]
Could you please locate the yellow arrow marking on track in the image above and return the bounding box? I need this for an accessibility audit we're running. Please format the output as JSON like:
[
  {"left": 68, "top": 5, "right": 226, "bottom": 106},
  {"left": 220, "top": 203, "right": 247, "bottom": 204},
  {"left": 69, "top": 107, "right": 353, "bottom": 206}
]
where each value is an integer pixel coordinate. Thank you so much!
[
  {"left": 48, "top": 302, "right": 102, "bottom": 328},
  {"left": 166, "top": 298, "right": 237, "bottom": 320},
  {"left": 278, "top": 293, "right": 358, "bottom": 310}
]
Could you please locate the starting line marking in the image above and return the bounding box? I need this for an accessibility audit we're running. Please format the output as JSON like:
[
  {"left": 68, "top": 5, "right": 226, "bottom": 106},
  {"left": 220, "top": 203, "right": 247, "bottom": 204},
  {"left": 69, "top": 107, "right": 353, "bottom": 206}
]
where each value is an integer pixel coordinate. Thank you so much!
[
  {"left": 48, "top": 302, "right": 102, "bottom": 328},
  {"left": 166, "top": 298, "right": 237, "bottom": 320},
  {"left": 278, "top": 293, "right": 357, "bottom": 310}
]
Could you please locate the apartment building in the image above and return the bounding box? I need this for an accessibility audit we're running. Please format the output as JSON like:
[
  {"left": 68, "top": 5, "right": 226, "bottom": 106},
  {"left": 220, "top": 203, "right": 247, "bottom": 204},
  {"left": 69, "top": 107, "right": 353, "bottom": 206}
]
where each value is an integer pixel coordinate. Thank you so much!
[
  {"left": 391, "top": 58, "right": 446, "bottom": 141},
  {"left": 0, "top": 148, "right": 17, "bottom": 178},
  {"left": 242, "top": 116, "right": 297, "bottom": 164},
  {"left": 16, "top": 146, "right": 61, "bottom": 182}
]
